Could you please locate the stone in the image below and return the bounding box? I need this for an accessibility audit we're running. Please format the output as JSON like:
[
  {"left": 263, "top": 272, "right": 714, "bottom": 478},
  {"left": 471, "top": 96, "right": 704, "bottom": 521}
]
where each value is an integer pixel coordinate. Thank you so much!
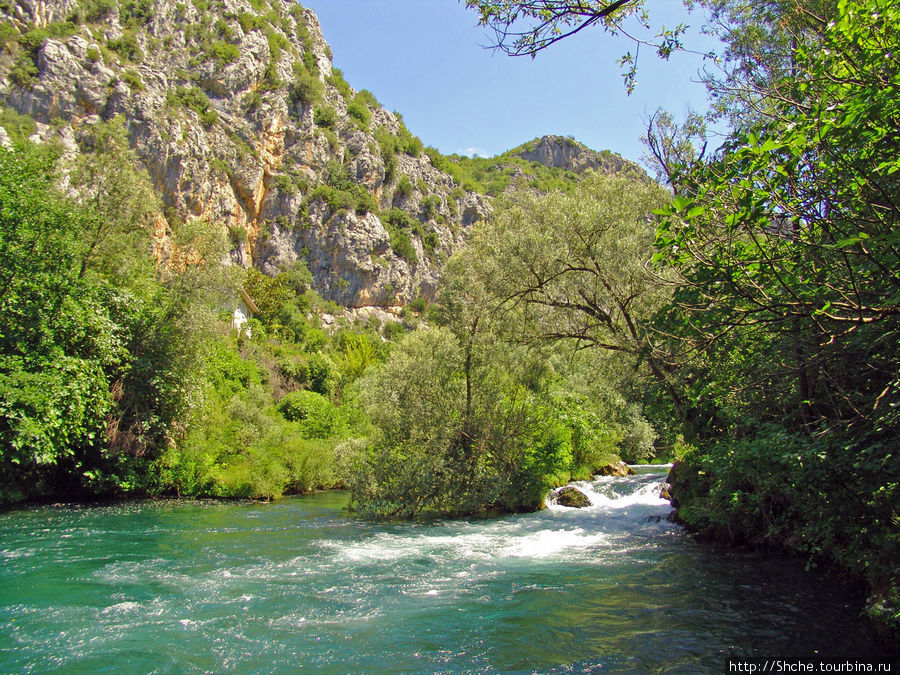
[
  {"left": 555, "top": 486, "right": 591, "bottom": 508},
  {"left": 597, "top": 461, "right": 636, "bottom": 477}
]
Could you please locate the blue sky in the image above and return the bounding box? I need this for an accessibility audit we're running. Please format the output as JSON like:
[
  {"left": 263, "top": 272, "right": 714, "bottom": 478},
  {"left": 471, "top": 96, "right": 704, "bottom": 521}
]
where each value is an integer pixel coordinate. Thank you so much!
[{"left": 300, "top": 1, "right": 721, "bottom": 167}]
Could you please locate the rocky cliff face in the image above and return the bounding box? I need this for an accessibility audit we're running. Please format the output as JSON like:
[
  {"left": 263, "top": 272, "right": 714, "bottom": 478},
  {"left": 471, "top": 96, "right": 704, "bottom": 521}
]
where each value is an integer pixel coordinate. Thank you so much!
[
  {"left": 0, "top": 0, "right": 488, "bottom": 307},
  {"left": 0, "top": 1, "right": 643, "bottom": 309},
  {"left": 513, "top": 135, "right": 635, "bottom": 175}
]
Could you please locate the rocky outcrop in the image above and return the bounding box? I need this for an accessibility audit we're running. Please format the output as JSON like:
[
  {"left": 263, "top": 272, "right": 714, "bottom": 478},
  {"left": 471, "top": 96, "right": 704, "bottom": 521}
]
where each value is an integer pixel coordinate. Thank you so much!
[
  {"left": 513, "top": 135, "right": 638, "bottom": 176},
  {"left": 0, "top": 0, "right": 489, "bottom": 306},
  {"left": 597, "top": 461, "right": 636, "bottom": 477},
  {"left": 555, "top": 486, "right": 591, "bottom": 508}
]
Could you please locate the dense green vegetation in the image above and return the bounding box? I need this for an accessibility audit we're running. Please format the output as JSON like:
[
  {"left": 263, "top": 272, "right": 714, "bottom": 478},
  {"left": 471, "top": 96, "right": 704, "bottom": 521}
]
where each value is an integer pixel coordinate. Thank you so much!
[
  {"left": 465, "top": 0, "right": 898, "bottom": 631},
  {"left": 0, "top": 128, "right": 645, "bottom": 512},
  {"left": 0, "top": 0, "right": 895, "bottom": 634}
]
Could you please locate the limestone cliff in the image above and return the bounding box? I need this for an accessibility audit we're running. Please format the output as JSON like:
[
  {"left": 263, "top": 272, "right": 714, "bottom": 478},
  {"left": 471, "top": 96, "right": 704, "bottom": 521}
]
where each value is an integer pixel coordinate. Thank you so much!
[
  {"left": 512, "top": 135, "right": 638, "bottom": 175},
  {"left": 0, "top": 0, "right": 642, "bottom": 308},
  {"left": 0, "top": 0, "right": 488, "bottom": 307}
]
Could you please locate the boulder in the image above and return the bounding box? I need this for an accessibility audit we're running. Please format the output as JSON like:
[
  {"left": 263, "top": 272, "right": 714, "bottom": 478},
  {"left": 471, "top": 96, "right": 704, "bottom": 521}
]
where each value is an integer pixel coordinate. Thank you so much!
[
  {"left": 555, "top": 486, "right": 591, "bottom": 508},
  {"left": 597, "top": 461, "right": 635, "bottom": 477}
]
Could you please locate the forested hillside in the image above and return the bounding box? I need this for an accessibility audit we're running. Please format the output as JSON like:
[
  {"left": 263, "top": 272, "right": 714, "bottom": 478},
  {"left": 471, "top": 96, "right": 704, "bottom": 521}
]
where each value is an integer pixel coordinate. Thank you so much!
[
  {"left": 0, "top": 0, "right": 650, "bottom": 512},
  {"left": 462, "top": 0, "right": 899, "bottom": 631}
]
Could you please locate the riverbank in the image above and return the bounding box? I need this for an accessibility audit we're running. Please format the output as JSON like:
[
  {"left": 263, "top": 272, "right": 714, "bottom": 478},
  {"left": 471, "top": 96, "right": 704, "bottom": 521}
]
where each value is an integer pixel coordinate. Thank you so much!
[{"left": 666, "top": 445, "right": 900, "bottom": 641}]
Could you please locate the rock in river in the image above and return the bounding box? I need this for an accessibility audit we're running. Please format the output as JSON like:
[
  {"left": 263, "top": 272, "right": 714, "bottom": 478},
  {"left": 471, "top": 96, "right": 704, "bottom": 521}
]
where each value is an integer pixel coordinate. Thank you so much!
[
  {"left": 597, "top": 461, "right": 636, "bottom": 477},
  {"left": 556, "top": 486, "right": 591, "bottom": 508}
]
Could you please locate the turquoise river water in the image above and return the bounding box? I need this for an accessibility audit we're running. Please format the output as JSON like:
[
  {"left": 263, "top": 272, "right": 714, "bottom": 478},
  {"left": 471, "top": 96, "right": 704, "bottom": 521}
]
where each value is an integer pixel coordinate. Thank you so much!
[{"left": 0, "top": 467, "right": 894, "bottom": 672}]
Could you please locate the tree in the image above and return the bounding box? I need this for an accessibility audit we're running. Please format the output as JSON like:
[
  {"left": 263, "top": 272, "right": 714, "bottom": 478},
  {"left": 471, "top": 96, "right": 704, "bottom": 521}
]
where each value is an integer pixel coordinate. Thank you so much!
[
  {"left": 459, "top": 171, "right": 684, "bottom": 415},
  {"left": 0, "top": 143, "right": 116, "bottom": 500},
  {"left": 656, "top": 0, "right": 900, "bottom": 434},
  {"left": 0, "top": 133, "right": 230, "bottom": 503},
  {"left": 68, "top": 116, "right": 159, "bottom": 282},
  {"left": 464, "top": 0, "right": 702, "bottom": 91},
  {"left": 348, "top": 324, "right": 572, "bottom": 517}
]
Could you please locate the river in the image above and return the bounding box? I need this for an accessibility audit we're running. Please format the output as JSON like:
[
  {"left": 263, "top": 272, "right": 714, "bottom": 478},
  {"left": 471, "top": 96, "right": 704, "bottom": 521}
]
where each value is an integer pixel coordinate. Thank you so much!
[{"left": 0, "top": 467, "right": 892, "bottom": 672}]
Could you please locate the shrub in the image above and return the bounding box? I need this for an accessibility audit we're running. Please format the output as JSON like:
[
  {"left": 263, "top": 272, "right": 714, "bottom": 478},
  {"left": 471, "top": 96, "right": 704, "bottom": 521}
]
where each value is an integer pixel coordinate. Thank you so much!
[
  {"left": 618, "top": 403, "right": 657, "bottom": 463},
  {"left": 119, "top": 0, "right": 154, "bottom": 28},
  {"left": 354, "top": 190, "right": 378, "bottom": 215},
  {"left": 389, "top": 229, "right": 417, "bottom": 264},
  {"left": 382, "top": 320, "right": 407, "bottom": 340},
  {"left": 20, "top": 28, "right": 51, "bottom": 54},
  {"left": 289, "top": 68, "right": 322, "bottom": 107},
  {"left": 121, "top": 69, "right": 143, "bottom": 90},
  {"left": 9, "top": 56, "right": 38, "bottom": 86},
  {"left": 326, "top": 67, "right": 352, "bottom": 100},
  {"left": 301, "top": 50, "right": 318, "bottom": 73},
  {"left": 422, "top": 230, "right": 440, "bottom": 255},
  {"left": 278, "top": 389, "right": 328, "bottom": 424},
  {"left": 306, "top": 353, "right": 332, "bottom": 395},
  {"left": 347, "top": 100, "right": 370, "bottom": 130},
  {"left": 420, "top": 194, "right": 441, "bottom": 220},
  {"left": 385, "top": 207, "right": 412, "bottom": 230},
  {"left": 108, "top": 30, "right": 142, "bottom": 62},
  {"left": 395, "top": 174, "right": 414, "bottom": 199},
  {"left": 0, "top": 107, "right": 37, "bottom": 144},
  {"left": 266, "top": 30, "right": 289, "bottom": 62},
  {"left": 314, "top": 106, "right": 336, "bottom": 129},
  {"left": 383, "top": 154, "right": 397, "bottom": 183},
  {"left": 0, "top": 23, "right": 18, "bottom": 46},
  {"left": 168, "top": 86, "right": 217, "bottom": 127},
  {"left": 397, "top": 120, "right": 423, "bottom": 156},
  {"left": 208, "top": 39, "right": 239, "bottom": 65},
  {"left": 237, "top": 12, "right": 264, "bottom": 33},
  {"left": 78, "top": 0, "right": 117, "bottom": 22}
]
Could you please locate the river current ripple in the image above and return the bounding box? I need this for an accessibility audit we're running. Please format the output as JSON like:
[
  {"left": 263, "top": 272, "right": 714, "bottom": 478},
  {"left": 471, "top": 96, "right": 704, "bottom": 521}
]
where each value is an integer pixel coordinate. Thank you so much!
[{"left": 0, "top": 467, "right": 892, "bottom": 672}]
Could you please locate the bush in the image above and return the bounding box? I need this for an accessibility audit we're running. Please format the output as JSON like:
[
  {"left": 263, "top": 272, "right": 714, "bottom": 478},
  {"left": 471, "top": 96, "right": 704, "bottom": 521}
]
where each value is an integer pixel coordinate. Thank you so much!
[
  {"left": 397, "top": 120, "right": 423, "bottom": 156},
  {"left": 278, "top": 388, "right": 324, "bottom": 420},
  {"left": 208, "top": 39, "right": 239, "bottom": 65},
  {"left": 354, "top": 190, "right": 378, "bottom": 215},
  {"left": 168, "top": 86, "right": 218, "bottom": 127},
  {"left": 347, "top": 100, "right": 370, "bottom": 130},
  {"left": 420, "top": 194, "right": 441, "bottom": 220},
  {"left": 395, "top": 174, "right": 414, "bottom": 200},
  {"left": 326, "top": 67, "right": 352, "bottom": 100},
  {"left": 79, "top": 0, "right": 118, "bottom": 22},
  {"left": 314, "top": 106, "right": 336, "bottom": 129},
  {"left": 237, "top": 12, "right": 264, "bottom": 33},
  {"left": 389, "top": 229, "right": 417, "bottom": 264},
  {"left": 618, "top": 403, "right": 657, "bottom": 463},
  {"left": 108, "top": 30, "right": 142, "bottom": 62},
  {"left": 670, "top": 425, "right": 899, "bottom": 609},
  {"left": 290, "top": 68, "right": 322, "bottom": 107},
  {"left": 122, "top": 69, "right": 143, "bottom": 90},
  {"left": 385, "top": 207, "right": 412, "bottom": 229},
  {"left": 306, "top": 353, "right": 333, "bottom": 395},
  {"left": 119, "top": 0, "right": 154, "bottom": 28},
  {"left": 348, "top": 328, "right": 572, "bottom": 517},
  {"left": 0, "top": 107, "right": 37, "bottom": 144}
]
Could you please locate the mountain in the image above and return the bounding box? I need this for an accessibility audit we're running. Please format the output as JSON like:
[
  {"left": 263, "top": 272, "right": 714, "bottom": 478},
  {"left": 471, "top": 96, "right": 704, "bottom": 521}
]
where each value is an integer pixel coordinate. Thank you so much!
[
  {"left": 0, "top": 0, "right": 641, "bottom": 308},
  {"left": 512, "top": 135, "right": 639, "bottom": 175}
]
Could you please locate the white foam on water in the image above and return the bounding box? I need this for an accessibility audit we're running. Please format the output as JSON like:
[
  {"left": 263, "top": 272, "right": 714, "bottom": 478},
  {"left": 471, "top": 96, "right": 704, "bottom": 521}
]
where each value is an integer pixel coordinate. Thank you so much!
[
  {"left": 498, "top": 527, "right": 609, "bottom": 558},
  {"left": 0, "top": 547, "right": 35, "bottom": 559},
  {"left": 100, "top": 601, "right": 141, "bottom": 615}
]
